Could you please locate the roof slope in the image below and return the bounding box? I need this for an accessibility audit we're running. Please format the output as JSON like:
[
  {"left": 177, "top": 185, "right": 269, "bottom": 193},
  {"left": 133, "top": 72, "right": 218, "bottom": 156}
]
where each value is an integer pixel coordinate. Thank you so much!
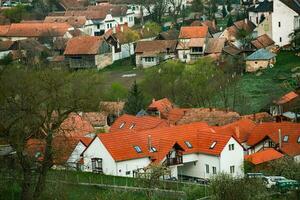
[
  {"left": 110, "top": 114, "right": 170, "bottom": 132},
  {"left": 280, "top": 0, "right": 300, "bottom": 14},
  {"left": 135, "top": 40, "right": 177, "bottom": 54},
  {"left": 246, "top": 48, "right": 276, "bottom": 60},
  {"left": 276, "top": 91, "right": 299, "bottom": 104},
  {"left": 44, "top": 16, "right": 87, "bottom": 28},
  {"left": 205, "top": 38, "right": 226, "bottom": 54},
  {"left": 98, "top": 122, "right": 232, "bottom": 162},
  {"left": 251, "top": 34, "right": 275, "bottom": 49},
  {"left": 245, "top": 148, "right": 284, "bottom": 165},
  {"left": 179, "top": 26, "right": 209, "bottom": 39},
  {"left": 64, "top": 36, "right": 103, "bottom": 55}
]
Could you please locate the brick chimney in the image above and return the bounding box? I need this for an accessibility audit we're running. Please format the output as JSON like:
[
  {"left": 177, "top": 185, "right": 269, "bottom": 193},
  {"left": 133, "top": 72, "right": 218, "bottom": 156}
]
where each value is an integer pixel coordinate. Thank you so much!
[{"left": 278, "top": 129, "right": 282, "bottom": 149}]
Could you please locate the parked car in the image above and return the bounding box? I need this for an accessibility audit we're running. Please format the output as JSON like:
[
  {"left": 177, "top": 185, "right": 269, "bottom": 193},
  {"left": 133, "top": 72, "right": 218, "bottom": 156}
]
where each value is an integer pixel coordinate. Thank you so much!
[
  {"left": 276, "top": 179, "right": 299, "bottom": 193},
  {"left": 263, "top": 176, "right": 286, "bottom": 189},
  {"left": 246, "top": 172, "right": 264, "bottom": 179}
]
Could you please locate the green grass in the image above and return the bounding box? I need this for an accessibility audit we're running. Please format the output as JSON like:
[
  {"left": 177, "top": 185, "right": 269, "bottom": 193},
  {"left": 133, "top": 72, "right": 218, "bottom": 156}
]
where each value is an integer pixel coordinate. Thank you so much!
[{"left": 235, "top": 51, "right": 300, "bottom": 114}]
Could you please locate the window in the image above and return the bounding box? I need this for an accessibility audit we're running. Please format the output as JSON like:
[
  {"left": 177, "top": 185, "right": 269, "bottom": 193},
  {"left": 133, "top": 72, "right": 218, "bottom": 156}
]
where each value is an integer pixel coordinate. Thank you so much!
[
  {"left": 229, "top": 144, "right": 234, "bottom": 151},
  {"left": 120, "top": 17, "right": 123, "bottom": 22},
  {"left": 134, "top": 146, "right": 142, "bottom": 153},
  {"left": 107, "top": 24, "right": 109, "bottom": 29},
  {"left": 91, "top": 158, "right": 103, "bottom": 173},
  {"left": 97, "top": 24, "right": 100, "bottom": 29},
  {"left": 184, "top": 141, "right": 193, "bottom": 148},
  {"left": 145, "top": 57, "right": 154, "bottom": 62},
  {"left": 119, "top": 122, "right": 126, "bottom": 128},
  {"left": 191, "top": 47, "right": 203, "bottom": 53},
  {"left": 126, "top": 171, "right": 131, "bottom": 175},
  {"left": 283, "top": 135, "right": 289, "bottom": 142},
  {"left": 298, "top": 136, "right": 300, "bottom": 143},
  {"left": 150, "top": 146, "right": 157, "bottom": 152},
  {"left": 109, "top": 23, "right": 112, "bottom": 28},
  {"left": 278, "top": 21, "right": 281, "bottom": 27},
  {"left": 132, "top": 6, "right": 135, "bottom": 11},
  {"left": 255, "top": 61, "right": 258, "bottom": 64},
  {"left": 230, "top": 165, "right": 235, "bottom": 174},
  {"left": 205, "top": 164, "right": 209, "bottom": 173},
  {"left": 212, "top": 167, "right": 217, "bottom": 174},
  {"left": 129, "top": 123, "right": 135, "bottom": 129},
  {"left": 279, "top": 37, "right": 282, "bottom": 42},
  {"left": 210, "top": 141, "right": 217, "bottom": 149}
]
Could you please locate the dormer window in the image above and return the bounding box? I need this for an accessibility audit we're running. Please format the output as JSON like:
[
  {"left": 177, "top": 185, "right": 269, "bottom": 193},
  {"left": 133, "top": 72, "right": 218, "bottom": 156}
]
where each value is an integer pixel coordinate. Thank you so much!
[
  {"left": 134, "top": 146, "right": 142, "bottom": 153},
  {"left": 150, "top": 146, "right": 157, "bottom": 152},
  {"left": 129, "top": 123, "right": 135, "bottom": 129},
  {"left": 184, "top": 141, "right": 193, "bottom": 148},
  {"left": 119, "top": 122, "right": 126, "bottom": 128},
  {"left": 297, "top": 136, "right": 300, "bottom": 143},
  {"left": 210, "top": 141, "right": 217, "bottom": 149},
  {"left": 283, "top": 135, "right": 289, "bottom": 142}
]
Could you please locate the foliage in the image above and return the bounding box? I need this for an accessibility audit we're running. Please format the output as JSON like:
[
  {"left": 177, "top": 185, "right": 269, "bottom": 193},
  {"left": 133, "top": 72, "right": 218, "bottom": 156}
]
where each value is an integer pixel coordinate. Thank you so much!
[
  {"left": 183, "top": 184, "right": 208, "bottom": 200},
  {"left": 105, "top": 82, "right": 128, "bottom": 101},
  {"left": 210, "top": 173, "right": 268, "bottom": 200},
  {"left": 226, "top": 15, "right": 234, "bottom": 27},
  {"left": 226, "top": 0, "right": 232, "bottom": 13},
  {"left": 124, "top": 80, "right": 146, "bottom": 115},
  {"left": 191, "top": 0, "right": 204, "bottom": 12},
  {"left": 289, "top": 28, "right": 300, "bottom": 48},
  {"left": 222, "top": 4, "right": 227, "bottom": 18},
  {"left": 3, "top": 5, "right": 29, "bottom": 23},
  {"left": 0, "top": 54, "right": 13, "bottom": 65},
  {"left": 144, "top": 21, "right": 162, "bottom": 36}
]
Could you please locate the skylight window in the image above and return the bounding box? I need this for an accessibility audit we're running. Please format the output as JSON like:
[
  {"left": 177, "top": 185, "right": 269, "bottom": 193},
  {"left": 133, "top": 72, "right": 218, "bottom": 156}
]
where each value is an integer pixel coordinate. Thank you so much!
[
  {"left": 283, "top": 135, "right": 289, "bottom": 142},
  {"left": 298, "top": 136, "right": 300, "bottom": 143},
  {"left": 129, "top": 123, "right": 135, "bottom": 129},
  {"left": 150, "top": 146, "right": 157, "bottom": 152},
  {"left": 134, "top": 146, "right": 142, "bottom": 153},
  {"left": 210, "top": 141, "right": 217, "bottom": 149},
  {"left": 119, "top": 122, "right": 126, "bottom": 129},
  {"left": 184, "top": 141, "right": 193, "bottom": 148}
]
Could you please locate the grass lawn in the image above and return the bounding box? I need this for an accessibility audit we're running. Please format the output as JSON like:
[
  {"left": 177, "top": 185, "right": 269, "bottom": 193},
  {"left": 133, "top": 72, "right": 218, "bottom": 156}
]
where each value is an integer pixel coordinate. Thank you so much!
[{"left": 235, "top": 51, "right": 300, "bottom": 114}]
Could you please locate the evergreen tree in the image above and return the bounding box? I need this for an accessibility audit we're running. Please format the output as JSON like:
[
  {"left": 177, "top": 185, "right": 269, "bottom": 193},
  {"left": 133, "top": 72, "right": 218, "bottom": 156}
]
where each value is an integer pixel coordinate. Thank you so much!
[
  {"left": 124, "top": 80, "right": 145, "bottom": 115},
  {"left": 227, "top": 15, "right": 234, "bottom": 27},
  {"left": 222, "top": 4, "right": 227, "bottom": 18},
  {"left": 227, "top": 0, "right": 232, "bottom": 13}
]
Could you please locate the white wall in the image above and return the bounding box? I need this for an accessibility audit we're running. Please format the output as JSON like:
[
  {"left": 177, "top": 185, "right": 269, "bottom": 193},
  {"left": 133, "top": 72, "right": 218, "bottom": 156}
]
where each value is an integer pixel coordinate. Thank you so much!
[
  {"left": 0, "top": 50, "right": 11, "bottom": 59},
  {"left": 272, "top": 0, "right": 298, "bottom": 46},
  {"left": 220, "top": 137, "right": 244, "bottom": 177},
  {"left": 67, "top": 141, "right": 86, "bottom": 169},
  {"left": 116, "top": 157, "right": 151, "bottom": 177}
]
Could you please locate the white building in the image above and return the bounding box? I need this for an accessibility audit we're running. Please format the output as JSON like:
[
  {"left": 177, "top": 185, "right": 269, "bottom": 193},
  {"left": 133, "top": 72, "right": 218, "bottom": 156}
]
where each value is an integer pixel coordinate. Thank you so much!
[
  {"left": 80, "top": 122, "right": 244, "bottom": 179},
  {"left": 248, "top": 0, "right": 300, "bottom": 46}
]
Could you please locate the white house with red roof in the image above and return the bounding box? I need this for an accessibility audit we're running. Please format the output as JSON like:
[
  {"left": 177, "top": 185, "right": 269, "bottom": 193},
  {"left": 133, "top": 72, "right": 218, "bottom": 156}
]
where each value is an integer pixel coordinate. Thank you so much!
[{"left": 80, "top": 122, "right": 244, "bottom": 179}]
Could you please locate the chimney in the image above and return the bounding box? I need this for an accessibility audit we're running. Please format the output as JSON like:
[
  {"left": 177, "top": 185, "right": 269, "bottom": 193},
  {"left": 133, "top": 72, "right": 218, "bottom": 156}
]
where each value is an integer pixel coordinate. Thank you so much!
[
  {"left": 120, "top": 25, "right": 124, "bottom": 32},
  {"left": 148, "top": 135, "right": 152, "bottom": 152},
  {"left": 235, "top": 126, "right": 240, "bottom": 139},
  {"left": 113, "top": 26, "right": 116, "bottom": 34},
  {"left": 278, "top": 129, "right": 282, "bottom": 149},
  {"left": 152, "top": 98, "right": 156, "bottom": 103}
]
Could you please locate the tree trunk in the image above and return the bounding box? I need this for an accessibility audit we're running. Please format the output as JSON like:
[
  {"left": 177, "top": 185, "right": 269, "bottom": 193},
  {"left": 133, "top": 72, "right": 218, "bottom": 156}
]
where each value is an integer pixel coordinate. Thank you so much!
[{"left": 21, "top": 169, "right": 33, "bottom": 200}]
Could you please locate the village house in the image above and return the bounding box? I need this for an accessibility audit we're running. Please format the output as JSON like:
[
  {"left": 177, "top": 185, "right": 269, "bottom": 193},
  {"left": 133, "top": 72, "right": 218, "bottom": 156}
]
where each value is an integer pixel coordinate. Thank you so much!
[
  {"left": 108, "top": 0, "right": 152, "bottom": 18},
  {"left": 64, "top": 3, "right": 135, "bottom": 36},
  {"left": 250, "top": 34, "right": 276, "bottom": 51},
  {"left": 0, "top": 22, "right": 73, "bottom": 42},
  {"left": 245, "top": 48, "right": 276, "bottom": 72},
  {"left": 64, "top": 36, "right": 112, "bottom": 69},
  {"left": 104, "top": 24, "right": 135, "bottom": 61},
  {"left": 270, "top": 90, "right": 300, "bottom": 121},
  {"left": 204, "top": 38, "right": 227, "bottom": 59},
  {"left": 248, "top": 0, "right": 300, "bottom": 46},
  {"left": 135, "top": 40, "right": 177, "bottom": 68},
  {"left": 0, "top": 40, "right": 17, "bottom": 59},
  {"left": 246, "top": 122, "right": 300, "bottom": 162},
  {"left": 80, "top": 122, "right": 244, "bottom": 179},
  {"left": 177, "top": 26, "right": 211, "bottom": 62},
  {"left": 245, "top": 148, "right": 284, "bottom": 166},
  {"left": 190, "top": 20, "right": 219, "bottom": 35},
  {"left": 156, "top": 29, "right": 180, "bottom": 40}
]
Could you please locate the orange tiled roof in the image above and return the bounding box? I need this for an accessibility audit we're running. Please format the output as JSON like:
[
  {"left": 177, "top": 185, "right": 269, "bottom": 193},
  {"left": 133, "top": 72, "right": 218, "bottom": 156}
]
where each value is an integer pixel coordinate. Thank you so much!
[
  {"left": 109, "top": 114, "right": 170, "bottom": 132},
  {"left": 64, "top": 36, "right": 104, "bottom": 55},
  {"left": 247, "top": 122, "right": 300, "bottom": 156},
  {"left": 147, "top": 98, "right": 174, "bottom": 117},
  {"left": 44, "top": 16, "right": 87, "bottom": 28},
  {"left": 213, "top": 119, "right": 256, "bottom": 143},
  {"left": 3, "top": 23, "right": 71, "bottom": 37},
  {"left": 245, "top": 148, "right": 284, "bottom": 165},
  {"left": 98, "top": 122, "right": 232, "bottom": 162},
  {"left": 0, "top": 25, "right": 10, "bottom": 36},
  {"left": 80, "top": 137, "right": 93, "bottom": 146},
  {"left": 276, "top": 91, "right": 299, "bottom": 105},
  {"left": 179, "top": 26, "right": 209, "bottom": 39}
]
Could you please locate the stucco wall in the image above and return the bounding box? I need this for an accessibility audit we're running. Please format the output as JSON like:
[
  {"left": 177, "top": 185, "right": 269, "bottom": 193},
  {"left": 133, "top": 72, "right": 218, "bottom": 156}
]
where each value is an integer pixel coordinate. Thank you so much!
[
  {"left": 95, "top": 53, "right": 113, "bottom": 69},
  {"left": 256, "top": 14, "right": 273, "bottom": 39},
  {"left": 246, "top": 59, "right": 273, "bottom": 72},
  {"left": 116, "top": 158, "right": 151, "bottom": 177},
  {"left": 67, "top": 142, "right": 86, "bottom": 169}
]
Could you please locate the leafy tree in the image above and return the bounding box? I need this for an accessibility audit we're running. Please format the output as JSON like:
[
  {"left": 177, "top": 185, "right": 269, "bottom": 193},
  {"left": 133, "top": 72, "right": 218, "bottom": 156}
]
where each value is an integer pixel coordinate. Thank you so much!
[
  {"left": 3, "top": 5, "right": 29, "bottom": 23},
  {"left": 227, "top": 15, "right": 234, "bottom": 27},
  {"left": 222, "top": 4, "right": 227, "bottom": 18},
  {"left": 144, "top": 21, "right": 162, "bottom": 36},
  {"left": 0, "top": 67, "right": 103, "bottom": 200},
  {"left": 237, "top": 29, "right": 253, "bottom": 49},
  {"left": 191, "top": 0, "right": 204, "bottom": 13},
  {"left": 289, "top": 28, "right": 300, "bottom": 48},
  {"left": 105, "top": 83, "right": 128, "bottom": 101},
  {"left": 122, "top": 29, "right": 140, "bottom": 64},
  {"left": 142, "top": 0, "right": 167, "bottom": 24},
  {"left": 0, "top": 53, "right": 13, "bottom": 65},
  {"left": 124, "top": 80, "right": 145, "bottom": 115},
  {"left": 226, "top": 0, "right": 232, "bottom": 13}
]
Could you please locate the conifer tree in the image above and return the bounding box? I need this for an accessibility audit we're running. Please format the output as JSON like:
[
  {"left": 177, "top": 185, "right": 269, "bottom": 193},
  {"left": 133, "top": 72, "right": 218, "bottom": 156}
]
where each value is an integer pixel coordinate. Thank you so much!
[{"left": 124, "top": 80, "right": 145, "bottom": 115}]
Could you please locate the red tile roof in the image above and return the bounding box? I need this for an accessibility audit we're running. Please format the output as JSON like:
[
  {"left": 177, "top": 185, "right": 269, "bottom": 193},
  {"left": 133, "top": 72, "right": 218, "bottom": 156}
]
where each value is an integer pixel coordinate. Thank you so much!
[
  {"left": 64, "top": 36, "right": 104, "bottom": 55},
  {"left": 147, "top": 98, "right": 174, "bottom": 118},
  {"left": 98, "top": 122, "right": 233, "bottom": 162},
  {"left": 135, "top": 40, "right": 177, "bottom": 54},
  {"left": 3, "top": 23, "right": 71, "bottom": 37},
  {"left": 109, "top": 114, "right": 170, "bottom": 132},
  {"left": 80, "top": 137, "right": 93, "bottom": 146},
  {"left": 247, "top": 122, "right": 300, "bottom": 156},
  {"left": 44, "top": 16, "right": 87, "bottom": 28},
  {"left": 275, "top": 91, "right": 299, "bottom": 105},
  {"left": 0, "top": 25, "right": 10, "bottom": 36},
  {"left": 251, "top": 34, "right": 275, "bottom": 49},
  {"left": 213, "top": 119, "right": 256, "bottom": 143},
  {"left": 179, "top": 26, "right": 209, "bottom": 39},
  {"left": 245, "top": 148, "right": 284, "bottom": 165}
]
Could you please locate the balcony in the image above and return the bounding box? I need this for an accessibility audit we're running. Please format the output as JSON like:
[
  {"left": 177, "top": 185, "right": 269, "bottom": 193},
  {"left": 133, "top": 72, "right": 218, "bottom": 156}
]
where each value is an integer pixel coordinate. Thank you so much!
[{"left": 166, "top": 151, "right": 183, "bottom": 166}]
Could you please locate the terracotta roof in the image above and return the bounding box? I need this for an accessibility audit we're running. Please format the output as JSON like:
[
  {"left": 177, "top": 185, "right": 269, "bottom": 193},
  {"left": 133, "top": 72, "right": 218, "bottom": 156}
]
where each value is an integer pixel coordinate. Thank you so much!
[
  {"left": 223, "top": 45, "right": 242, "bottom": 55},
  {"left": 245, "top": 148, "right": 284, "bottom": 165},
  {"left": 147, "top": 98, "right": 174, "bottom": 118},
  {"left": 179, "top": 26, "right": 209, "bottom": 39},
  {"left": 44, "top": 16, "right": 87, "bottom": 28},
  {"left": 0, "top": 25, "right": 10, "bottom": 36},
  {"left": 58, "top": 113, "right": 95, "bottom": 137},
  {"left": 135, "top": 40, "right": 177, "bottom": 54},
  {"left": 247, "top": 122, "right": 300, "bottom": 156},
  {"left": 205, "top": 38, "right": 226, "bottom": 54},
  {"left": 213, "top": 119, "right": 256, "bottom": 143},
  {"left": 98, "top": 122, "right": 233, "bottom": 162},
  {"left": 0, "top": 40, "right": 15, "bottom": 51},
  {"left": 276, "top": 91, "right": 299, "bottom": 105},
  {"left": 190, "top": 20, "right": 202, "bottom": 26},
  {"left": 110, "top": 114, "right": 169, "bottom": 132},
  {"left": 60, "top": 0, "right": 86, "bottom": 10},
  {"left": 64, "top": 36, "right": 103, "bottom": 55},
  {"left": 80, "top": 137, "right": 93, "bottom": 146},
  {"left": 87, "top": 4, "right": 129, "bottom": 16},
  {"left": 188, "top": 38, "right": 206, "bottom": 47},
  {"left": 3, "top": 23, "right": 71, "bottom": 37},
  {"left": 233, "top": 19, "right": 256, "bottom": 33},
  {"left": 82, "top": 112, "right": 107, "bottom": 127},
  {"left": 242, "top": 112, "right": 273, "bottom": 122},
  {"left": 251, "top": 34, "right": 275, "bottom": 49}
]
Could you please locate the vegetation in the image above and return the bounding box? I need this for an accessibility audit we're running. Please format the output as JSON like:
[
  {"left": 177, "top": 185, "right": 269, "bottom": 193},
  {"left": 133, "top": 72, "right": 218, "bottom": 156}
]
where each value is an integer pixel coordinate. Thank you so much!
[
  {"left": 227, "top": 15, "right": 234, "bottom": 27},
  {"left": 124, "top": 80, "right": 146, "bottom": 115},
  {"left": 3, "top": 5, "right": 30, "bottom": 23}
]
